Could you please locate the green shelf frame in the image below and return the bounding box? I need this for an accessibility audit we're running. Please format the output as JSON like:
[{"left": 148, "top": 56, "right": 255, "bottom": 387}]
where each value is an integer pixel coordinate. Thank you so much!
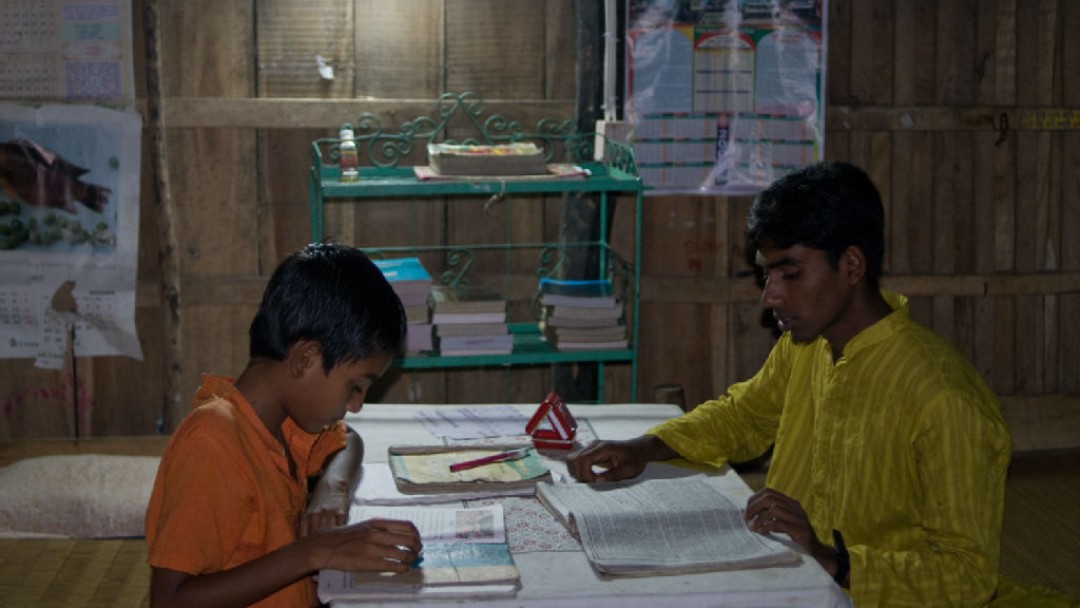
[{"left": 308, "top": 92, "right": 644, "bottom": 402}]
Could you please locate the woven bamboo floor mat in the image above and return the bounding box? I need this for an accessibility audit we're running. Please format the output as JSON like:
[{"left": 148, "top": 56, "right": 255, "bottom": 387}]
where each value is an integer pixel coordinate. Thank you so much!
[{"left": 0, "top": 537, "right": 149, "bottom": 608}]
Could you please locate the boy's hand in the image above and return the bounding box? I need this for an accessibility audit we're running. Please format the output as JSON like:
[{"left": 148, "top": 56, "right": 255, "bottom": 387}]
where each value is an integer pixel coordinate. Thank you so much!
[{"left": 308, "top": 518, "right": 423, "bottom": 573}]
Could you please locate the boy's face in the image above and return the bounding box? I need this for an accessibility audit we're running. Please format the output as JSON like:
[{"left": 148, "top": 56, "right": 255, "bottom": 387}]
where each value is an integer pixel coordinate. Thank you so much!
[
  {"left": 755, "top": 243, "right": 857, "bottom": 347},
  {"left": 292, "top": 351, "right": 394, "bottom": 434}
]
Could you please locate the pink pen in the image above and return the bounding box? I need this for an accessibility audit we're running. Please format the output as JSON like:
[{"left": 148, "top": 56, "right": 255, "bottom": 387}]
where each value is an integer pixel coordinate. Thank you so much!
[{"left": 448, "top": 448, "right": 530, "bottom": 473}]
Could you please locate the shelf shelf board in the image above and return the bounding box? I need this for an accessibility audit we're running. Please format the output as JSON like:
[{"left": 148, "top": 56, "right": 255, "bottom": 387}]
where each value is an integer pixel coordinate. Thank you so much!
[{"left": 398, "top": 323, "right": 632, "bottom": 370}]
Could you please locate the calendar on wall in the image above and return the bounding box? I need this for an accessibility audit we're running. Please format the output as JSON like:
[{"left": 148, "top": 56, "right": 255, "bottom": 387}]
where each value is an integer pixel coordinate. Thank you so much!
[
  {"left": 625, "top": 0, "right": 827, "bottom": 195},
  {"left": 0, "top": 0, "right": 135, "bottom": 102},
  {"left": 0, "top": 103, "right": 142, "bottom": 368}
]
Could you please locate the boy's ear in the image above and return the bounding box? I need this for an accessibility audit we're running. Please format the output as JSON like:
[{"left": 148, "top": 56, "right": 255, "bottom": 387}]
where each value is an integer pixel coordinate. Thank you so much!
[{"left": 288, "top": 340, "right": 323, "bottom": 377}]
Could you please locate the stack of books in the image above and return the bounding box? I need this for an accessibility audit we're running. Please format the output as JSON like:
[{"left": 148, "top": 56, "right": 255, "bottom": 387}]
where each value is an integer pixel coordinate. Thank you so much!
[
  {"left": 429, "top": 284, "right": 512, "bottom": 356},
  {"left": 373, "top": 257, "right": 434, "bottom": 355},
  {"left": 539, "top": 278, "right": 627, "bottom": 351}
]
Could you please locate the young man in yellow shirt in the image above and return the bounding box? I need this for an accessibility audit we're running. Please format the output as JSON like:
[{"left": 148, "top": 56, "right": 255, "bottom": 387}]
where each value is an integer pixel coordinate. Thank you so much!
[{"left": 568, "top": 161, "right": 1011, "bottom": 607}]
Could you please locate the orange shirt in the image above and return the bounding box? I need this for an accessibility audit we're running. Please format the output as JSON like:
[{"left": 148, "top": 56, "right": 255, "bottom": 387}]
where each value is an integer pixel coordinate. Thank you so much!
[{"left": 145, "top": 374, "right": 347, "bottom": 608}]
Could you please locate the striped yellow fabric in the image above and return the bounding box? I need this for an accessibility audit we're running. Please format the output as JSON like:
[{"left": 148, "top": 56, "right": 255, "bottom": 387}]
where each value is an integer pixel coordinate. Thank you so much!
[{"left": 649, "top": 291, "right": 1011, "bottom": 607}]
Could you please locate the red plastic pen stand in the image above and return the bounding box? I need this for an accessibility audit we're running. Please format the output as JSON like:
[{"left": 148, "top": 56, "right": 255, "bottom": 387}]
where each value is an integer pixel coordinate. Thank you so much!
[{"left": 526, "top": 392, "right": 578, "bottom": 450}]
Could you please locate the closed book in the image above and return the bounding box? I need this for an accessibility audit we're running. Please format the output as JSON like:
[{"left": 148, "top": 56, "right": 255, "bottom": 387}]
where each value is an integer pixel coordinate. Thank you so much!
[
  {"left": 373, "top": 257, "right": 433, "bottom": 307},
  {"left": 406, "top": 323, "right": 433, "bottom": 354},
  {"left": 404, "top": 303, "right": 430, "bottom": 324},
  {"left": 436, "top": 322, "right": 509, "bottom": 337},
  {"left": 544, "top": 315, "right": 621, "bottom": 329},
  {"left": 554, "top": 339, "right": 629, "bottom": 351},
  {"left": 539, "top": 278, "right": 617, "bottom": 308},
  {"left": 429, "top": 284, "right": 507, "bottom": 314},
  {"left": 428, "top": 142, "right": 547, "bottom": 176},
  {"left": 439, "top": 334, "right": 514, "bottom": 356},
  {"left": 550, "top": 325, "right": 626, "bottom": 341},
  {"left": 546, "top": 303, "right": 623, "bottom": 320},
  {"left": 431, "top": 310, "right": 508, "bottom": 325}
]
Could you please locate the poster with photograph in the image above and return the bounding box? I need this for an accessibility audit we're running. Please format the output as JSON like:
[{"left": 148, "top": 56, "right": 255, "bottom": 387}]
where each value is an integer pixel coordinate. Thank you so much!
[
  {"left": 626, "top": 0, "right": 827, "bottom": 195},
  {"left": 0, "top": 102, "right": 141, "bottom": 367}
]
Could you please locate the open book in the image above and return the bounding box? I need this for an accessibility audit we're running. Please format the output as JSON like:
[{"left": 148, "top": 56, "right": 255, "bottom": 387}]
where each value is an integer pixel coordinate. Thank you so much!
[
  {"left": 317, "top": 504, "right": 520, "bottom": 602},
  {"left": 536, "top": 475, "right": 800, "bottom": 577}
]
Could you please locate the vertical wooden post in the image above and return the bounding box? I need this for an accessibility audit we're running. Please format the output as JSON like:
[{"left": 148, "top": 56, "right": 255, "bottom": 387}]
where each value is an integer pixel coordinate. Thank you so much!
[
  {"left": 143, "top": 0, "right": 184, "bottom": 432},
  {"left": 554, "top": 0, "right": 604, "bottom": 402}
]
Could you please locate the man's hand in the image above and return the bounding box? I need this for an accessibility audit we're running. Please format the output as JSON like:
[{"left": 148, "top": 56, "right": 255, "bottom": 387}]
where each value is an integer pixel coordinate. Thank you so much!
[
  {"left": 566, "top": 435, "right": 674, "bottom": 483},
  {"left": 744, "top": 488, "right": 842, "bottom": 581}
]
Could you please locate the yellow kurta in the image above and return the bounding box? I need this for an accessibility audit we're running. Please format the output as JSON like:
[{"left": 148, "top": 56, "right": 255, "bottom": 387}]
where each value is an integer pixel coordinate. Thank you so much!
[{"left": 648, "top": 292, "right": 1011, "bottom": 607}]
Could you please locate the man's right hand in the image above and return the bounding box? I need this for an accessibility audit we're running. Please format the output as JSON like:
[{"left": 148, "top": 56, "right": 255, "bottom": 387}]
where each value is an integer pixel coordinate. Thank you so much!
[{"left": 566, "top": 435, "right": 674, "bottom": 483}]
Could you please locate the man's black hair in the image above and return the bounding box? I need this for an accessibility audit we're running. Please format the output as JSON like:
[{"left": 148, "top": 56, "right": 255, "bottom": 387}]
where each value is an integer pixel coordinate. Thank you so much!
[
  {"left": 249, "top": 243, "right": 406, "bottom": 373},
  {"left": 744, "top": 161, "right": 885, "bottom": 289}
]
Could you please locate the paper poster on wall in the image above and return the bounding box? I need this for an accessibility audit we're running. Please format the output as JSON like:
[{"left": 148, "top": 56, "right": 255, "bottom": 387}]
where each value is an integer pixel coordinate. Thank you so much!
[
  {"left": 0, "top": 103, "right": 141, "bottom": 368},
  {"left": 626, "top": 0, "right": 827, "bottom": 195}
]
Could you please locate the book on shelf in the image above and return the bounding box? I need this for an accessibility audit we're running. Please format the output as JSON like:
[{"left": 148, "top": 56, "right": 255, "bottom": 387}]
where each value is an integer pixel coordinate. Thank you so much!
[
  {"left": 318, "top": 503, "right": 520, "bottom": 602},
  {"left": 536, "top": 475, "right": 800, "bottom": 577},
  {"left": 414, "top": 163, "right": 589, "bottom": 182},
  {"left": 543, "top": 314, "right": 622, "bottom": 329},
  {"left": 405, "top": 323, "right": 433, "bottom": 355},
  {"left": 427, "top": 142, "right": 548, "bottom": 176},
  {"left": 545, "top": 302, "right": 623, "bottom": 321},
  {"left": 435, "top": 322, "right": 509, "bottom": 337},
  {"left": 387, "top": 445, "right": 551, "bottom": 495},
  {"left": 547, "top": 324, "right": 627, "bottom": 342},
  {"left": 539, "top": 277, "right": 617, "bottom": 308},
  {"left": 431, "top": 310, "right": 508, "bottom": 325},
  {"left": 404, "top": 303, "right": 430, "bottom": 324},
  {"left": 553, "top": 338, "right": 629, "bottom": 351},
  {"left": 438, "top": 333, "right": 513, "bottom": 356},
  {"left": 373, "top": 257, "right": 434, "bottom": 307},
  {"left": 429, "top": 284, "right": 507, "bottom": 315}
]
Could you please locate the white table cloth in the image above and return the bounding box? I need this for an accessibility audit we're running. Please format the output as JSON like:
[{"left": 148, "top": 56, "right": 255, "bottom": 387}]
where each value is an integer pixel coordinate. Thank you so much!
[{"left": 338, "top": 403, "right": 851, "bottom": 608}]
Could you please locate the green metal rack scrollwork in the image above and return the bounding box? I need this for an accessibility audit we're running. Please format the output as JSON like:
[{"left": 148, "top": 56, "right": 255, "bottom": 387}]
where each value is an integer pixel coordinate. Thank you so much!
[{"left": 308, "top": 92, "right": 643, "bottom": 402}]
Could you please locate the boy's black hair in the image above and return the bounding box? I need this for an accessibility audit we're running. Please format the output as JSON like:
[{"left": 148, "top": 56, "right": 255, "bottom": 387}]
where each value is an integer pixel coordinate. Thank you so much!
[
  {"left": 249, "top": 243, "right": 406, "bottom": 373},
  {"left": 744, "top": 161, "right": 885, "bottom": 289}
]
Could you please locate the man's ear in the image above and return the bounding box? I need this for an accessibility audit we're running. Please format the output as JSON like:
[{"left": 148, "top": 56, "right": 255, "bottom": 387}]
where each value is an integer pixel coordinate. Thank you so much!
[
  {"left": 841, "top": 245, "right": 867, "bottom": 286},
  {"left": 287, "top": 340, "right": 322, "bottom": 377}
]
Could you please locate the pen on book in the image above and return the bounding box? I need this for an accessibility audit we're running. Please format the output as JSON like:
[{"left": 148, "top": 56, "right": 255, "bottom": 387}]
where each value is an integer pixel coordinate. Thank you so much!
[{"left": 448, "top": 448, "right": 530, "bottom": 472}]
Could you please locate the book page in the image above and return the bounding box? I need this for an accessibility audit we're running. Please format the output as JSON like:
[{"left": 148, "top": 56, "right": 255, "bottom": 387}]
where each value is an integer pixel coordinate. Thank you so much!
[
  {"left": 350, "top": 504, "right": 506, "bottom": 544},
  {"left": 538, "top": 476, "right": 798, "bottom": 575}
]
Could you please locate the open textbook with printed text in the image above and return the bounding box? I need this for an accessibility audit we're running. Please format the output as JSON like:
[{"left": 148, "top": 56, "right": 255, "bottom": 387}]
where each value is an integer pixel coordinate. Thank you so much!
[
  {"left": 536, "top": 475, "right": 800, "bottom": 577},
  {"left": 317, "top": 504, "right": 520, "bottom": 602}
]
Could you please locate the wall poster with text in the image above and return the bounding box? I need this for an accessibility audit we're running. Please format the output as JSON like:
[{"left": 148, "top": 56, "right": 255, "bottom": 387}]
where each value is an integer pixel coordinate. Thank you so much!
[{"left": 626, "top": 0, "right": 827, "bottom": 195}]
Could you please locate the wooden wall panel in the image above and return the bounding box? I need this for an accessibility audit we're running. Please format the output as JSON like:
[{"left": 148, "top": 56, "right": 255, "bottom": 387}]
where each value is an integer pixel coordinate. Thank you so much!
[
  {"left": 3, "top": 0, "right": 1079, "bottom": 444},
  {"left": 445, "top": 0, "right": 547, "bottom": 99},
  {"left": 356, "top": 0, "right": 444, "bottom": 99},
  {"left": 256, "top": 0, "right": 354, "bottom": 98}
]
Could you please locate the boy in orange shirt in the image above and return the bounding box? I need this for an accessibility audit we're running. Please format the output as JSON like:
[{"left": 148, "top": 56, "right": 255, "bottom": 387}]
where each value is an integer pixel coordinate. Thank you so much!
[{"left": 146, "top": 243, "right": 422, "bottom": 608}]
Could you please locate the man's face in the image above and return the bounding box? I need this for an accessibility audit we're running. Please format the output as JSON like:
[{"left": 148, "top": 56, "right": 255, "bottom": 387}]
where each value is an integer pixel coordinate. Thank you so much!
[{"left": 754, "top": 243, "right": 855, "bottom": 346}]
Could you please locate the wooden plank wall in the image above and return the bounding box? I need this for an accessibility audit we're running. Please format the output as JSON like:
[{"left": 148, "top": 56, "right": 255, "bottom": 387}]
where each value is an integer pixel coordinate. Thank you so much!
[{"left": 0, "top": 0, "right": 1076, "bottom": 452}]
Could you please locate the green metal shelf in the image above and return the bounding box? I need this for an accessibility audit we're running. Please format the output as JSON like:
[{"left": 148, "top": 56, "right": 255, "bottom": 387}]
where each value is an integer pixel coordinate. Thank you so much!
[{"left": 307, "top": 92, "right": 644, "bottom": 402}]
